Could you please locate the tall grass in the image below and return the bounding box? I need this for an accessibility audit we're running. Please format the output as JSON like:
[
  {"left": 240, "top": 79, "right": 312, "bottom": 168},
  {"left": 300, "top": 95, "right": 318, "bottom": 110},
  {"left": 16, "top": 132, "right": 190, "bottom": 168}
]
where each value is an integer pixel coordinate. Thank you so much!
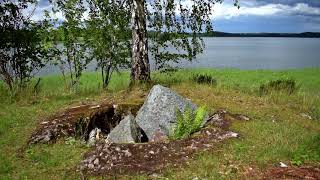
[
  {"left": 0, "top": 68, "right": 319, "bottom": 179},
  {"left": 1, "top": 68, "right": 319, "bottom": 116}
]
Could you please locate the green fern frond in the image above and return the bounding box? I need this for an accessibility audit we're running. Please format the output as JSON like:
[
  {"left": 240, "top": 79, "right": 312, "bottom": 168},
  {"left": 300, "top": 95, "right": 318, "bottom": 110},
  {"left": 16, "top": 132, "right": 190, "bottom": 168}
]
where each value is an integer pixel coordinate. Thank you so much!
[{"left": 171, "top": 105, "right": 208, "bottom": 140}]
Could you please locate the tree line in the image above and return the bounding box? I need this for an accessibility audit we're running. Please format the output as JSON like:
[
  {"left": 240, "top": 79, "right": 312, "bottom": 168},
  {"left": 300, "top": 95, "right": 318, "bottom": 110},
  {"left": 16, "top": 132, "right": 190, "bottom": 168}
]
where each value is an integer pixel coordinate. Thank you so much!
[{"left": 0, "top": 0, "right": 239, "bottom": 91}]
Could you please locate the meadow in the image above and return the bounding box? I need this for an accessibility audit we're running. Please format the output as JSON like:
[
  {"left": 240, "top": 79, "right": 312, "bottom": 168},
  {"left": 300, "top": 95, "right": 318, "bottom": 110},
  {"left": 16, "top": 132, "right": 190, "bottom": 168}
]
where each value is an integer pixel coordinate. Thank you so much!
[{"left": 0, "top": 68, "right": 319, "bottom": 179}]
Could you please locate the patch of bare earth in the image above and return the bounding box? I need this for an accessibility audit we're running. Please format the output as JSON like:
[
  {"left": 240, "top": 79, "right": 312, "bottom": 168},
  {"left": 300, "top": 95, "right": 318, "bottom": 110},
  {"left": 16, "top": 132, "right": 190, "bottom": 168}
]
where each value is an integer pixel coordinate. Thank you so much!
[
  {"left": 77, "top": 110, "right": 247, "bottom": 176},
  {"left": 29, "top": 101, "right": 142, "bottom": 144},
  {"left": 78, "top": 127, "right": 238, "bottom": 176},
  {"left": 263, "top": 166, "right": 320, "bottom": 180},
  {"left": 28, "top": 97, "right": 251, "bottom": 177}
]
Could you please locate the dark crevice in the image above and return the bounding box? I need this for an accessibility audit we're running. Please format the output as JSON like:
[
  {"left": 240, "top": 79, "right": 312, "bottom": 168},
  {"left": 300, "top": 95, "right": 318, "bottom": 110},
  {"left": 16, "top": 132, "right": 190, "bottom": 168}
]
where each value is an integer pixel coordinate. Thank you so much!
[
  {"left": 140, "top": 128, "right": 149, "bottom": 143},
  {"left": 75, "top": 104, "right": 147, "bottom": 142},
  {"left": 75, "top": 106, "right": 123, "bottom": 141}
]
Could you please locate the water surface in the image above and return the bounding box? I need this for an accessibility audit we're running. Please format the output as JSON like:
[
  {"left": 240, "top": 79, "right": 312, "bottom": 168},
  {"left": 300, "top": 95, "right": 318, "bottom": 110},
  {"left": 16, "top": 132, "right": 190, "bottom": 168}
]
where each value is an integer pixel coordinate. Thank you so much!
[
  {"left": 39, "top": 37, "right": 320, "bottom": 75},
  {"left": 174, "top": 37, "right": 320, "bottom": 70}
]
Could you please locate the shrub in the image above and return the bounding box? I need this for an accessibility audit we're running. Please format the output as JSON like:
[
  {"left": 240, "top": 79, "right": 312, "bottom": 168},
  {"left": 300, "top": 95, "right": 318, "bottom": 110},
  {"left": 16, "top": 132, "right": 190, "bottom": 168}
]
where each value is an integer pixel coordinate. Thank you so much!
[
  {"left": 259, "top": 79, "right": 297, "bottom": 95},
  {"left": 171, "top": 106, "right": 208, "bottom": 140},
  {"left": 191, "top": 74, "right": 217, "bottom": 86}
]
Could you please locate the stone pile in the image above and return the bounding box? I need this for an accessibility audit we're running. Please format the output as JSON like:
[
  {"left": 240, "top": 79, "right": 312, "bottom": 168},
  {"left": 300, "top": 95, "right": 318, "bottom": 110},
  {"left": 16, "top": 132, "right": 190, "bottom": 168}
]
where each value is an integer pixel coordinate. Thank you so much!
[{"left": 106, "top": 84, "right": 206, "bottom": 143}]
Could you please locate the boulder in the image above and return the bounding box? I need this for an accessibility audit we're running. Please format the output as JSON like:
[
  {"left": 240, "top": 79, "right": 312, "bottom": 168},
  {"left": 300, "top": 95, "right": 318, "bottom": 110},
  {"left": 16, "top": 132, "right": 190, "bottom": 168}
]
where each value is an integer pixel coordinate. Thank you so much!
[
  {"left": 135, "top": 85, "right": 197, "bottom": 141},
  {"left": 107, "top": 114, "right": 141, "bottom": 143}
]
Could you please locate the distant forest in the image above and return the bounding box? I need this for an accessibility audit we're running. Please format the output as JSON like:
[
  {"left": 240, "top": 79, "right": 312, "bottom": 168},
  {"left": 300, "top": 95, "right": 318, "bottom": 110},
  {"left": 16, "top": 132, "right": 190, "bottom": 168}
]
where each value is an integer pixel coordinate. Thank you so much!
[{"left": 199, "top": 31, "right": 320, "bottom": 38}]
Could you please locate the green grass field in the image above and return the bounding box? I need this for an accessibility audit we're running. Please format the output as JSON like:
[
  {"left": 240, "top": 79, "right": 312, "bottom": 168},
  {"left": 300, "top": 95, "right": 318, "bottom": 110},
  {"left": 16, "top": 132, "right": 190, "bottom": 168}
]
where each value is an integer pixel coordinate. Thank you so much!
[{"left": 0, "top": 68, "right": 319, "bottom": 179}]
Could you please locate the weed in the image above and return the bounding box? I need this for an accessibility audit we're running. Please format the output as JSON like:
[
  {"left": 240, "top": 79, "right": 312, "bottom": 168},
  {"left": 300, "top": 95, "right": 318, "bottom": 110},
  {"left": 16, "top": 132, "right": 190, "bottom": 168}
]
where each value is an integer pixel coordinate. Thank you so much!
[
  {"left": 171, "top": 106, "right": 208, "bottom": 140},
  {"left": 191, "top": 74, "right": 217, "bottom": 86},
  {"left": 259, "top": 79, "right": 298, "bottom": 96},
  {"left": 75, "top": 117, "right": 90, "bottom": 138}
]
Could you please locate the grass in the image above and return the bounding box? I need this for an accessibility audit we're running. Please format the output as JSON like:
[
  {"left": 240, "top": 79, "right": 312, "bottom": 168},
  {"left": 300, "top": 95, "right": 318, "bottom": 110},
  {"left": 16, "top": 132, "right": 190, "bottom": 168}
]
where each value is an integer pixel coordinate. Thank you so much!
[{"left": 0, "top": 68, "right": 319, "bottom": 179}]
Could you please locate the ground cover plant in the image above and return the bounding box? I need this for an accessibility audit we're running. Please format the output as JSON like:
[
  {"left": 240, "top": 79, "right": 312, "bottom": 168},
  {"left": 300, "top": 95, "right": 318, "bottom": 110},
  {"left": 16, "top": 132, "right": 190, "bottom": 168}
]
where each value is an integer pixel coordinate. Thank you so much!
[
  {"left": 259, "top": 79, "right": 298, "bottom": 96},
  {"left": 172, "top": 106, "right": 208, "bottom": 140},
  {"left": 0, "top": 68, "right": 319, "bottom": 179},
  {"left": 191, "top": 74, "right": 217, "bottom": 86}
]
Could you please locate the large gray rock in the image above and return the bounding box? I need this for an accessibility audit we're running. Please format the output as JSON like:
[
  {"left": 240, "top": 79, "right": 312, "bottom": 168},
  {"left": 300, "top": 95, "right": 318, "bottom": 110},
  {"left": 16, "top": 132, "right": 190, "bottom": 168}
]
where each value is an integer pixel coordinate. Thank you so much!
[
  {"left": 107, "top": 114, "right": 141, "bottom": 143},
  {"left": 135, "top": 85, "right": 197, "bottom": 141}
]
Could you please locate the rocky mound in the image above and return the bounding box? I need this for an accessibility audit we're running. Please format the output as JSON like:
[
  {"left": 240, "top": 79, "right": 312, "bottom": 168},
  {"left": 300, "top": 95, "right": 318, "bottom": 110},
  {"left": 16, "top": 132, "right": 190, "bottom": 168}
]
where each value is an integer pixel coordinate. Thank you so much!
[
  {"left": 29, "top": 85, "right": 250, "bottom": 177},
  {"left": 29, "top": 102, "right": 142, "bottom": 144}
]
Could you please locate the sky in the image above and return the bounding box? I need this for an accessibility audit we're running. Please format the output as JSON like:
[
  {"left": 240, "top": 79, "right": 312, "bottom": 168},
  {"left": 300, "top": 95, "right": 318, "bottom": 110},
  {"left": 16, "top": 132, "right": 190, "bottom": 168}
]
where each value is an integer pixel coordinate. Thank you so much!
[{"left": 32, "top": 0, "right": 320, "bottom": 33}]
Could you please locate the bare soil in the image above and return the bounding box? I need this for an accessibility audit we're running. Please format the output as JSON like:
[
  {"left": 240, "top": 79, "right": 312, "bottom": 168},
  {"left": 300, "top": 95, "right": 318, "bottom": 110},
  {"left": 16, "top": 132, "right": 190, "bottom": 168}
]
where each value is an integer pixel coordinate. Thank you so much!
[
  {"left": 263, "top": 166, "right": 320, "bottom": 180},
  {"left": 29, "top": 101, "right": 320, "bottom": 179},
  {"left": 77, "top": 110, "right": 246, "bottom": 176},
  {"left": 29, "top": 101, "right": 142, "bottom": 144}
]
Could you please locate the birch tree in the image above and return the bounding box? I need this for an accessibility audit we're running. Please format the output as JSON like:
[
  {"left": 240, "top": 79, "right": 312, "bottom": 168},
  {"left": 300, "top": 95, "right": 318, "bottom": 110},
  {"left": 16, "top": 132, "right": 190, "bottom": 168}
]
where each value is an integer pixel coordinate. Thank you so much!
[
  {"left": 50, "top": 0, "right": 239, "bottom": 83},
  {"left": 131, "top": 0, "right": 239, "bottom": 82}
]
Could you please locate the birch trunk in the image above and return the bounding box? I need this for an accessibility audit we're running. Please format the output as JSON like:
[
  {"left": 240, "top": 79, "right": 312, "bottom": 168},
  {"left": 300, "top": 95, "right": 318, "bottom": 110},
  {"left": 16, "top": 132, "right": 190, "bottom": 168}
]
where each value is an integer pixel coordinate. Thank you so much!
[{"left": 131, "top": 0, "right": 150, "bottom": 82}]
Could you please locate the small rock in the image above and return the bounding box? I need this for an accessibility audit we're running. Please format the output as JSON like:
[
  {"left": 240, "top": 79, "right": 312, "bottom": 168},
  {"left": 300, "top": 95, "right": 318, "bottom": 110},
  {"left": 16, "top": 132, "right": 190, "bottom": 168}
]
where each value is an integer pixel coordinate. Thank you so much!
[
  {"left": 89, "top": 105, "right": 101, "bottom": 109},
  {"left": 204, "top": 144, "right": 212, "bottom": 148},
  {"left": 115, "top": 147, "right": 121, "bottom": 152},
  {"left": 93, "top": 158, "right": 99, "bottom": 165},
  {"left": 239, "top": 115, "right": 250, "bottom": 121},
  {"left": 87, "top": 128, "right": 97, "bottom": 146},
  {"left": 88, "top": 163, "right": 94, "bottom": 169},
  {"left": 300, "top": 113, "right": 312, "bottom": 120},
  {"left": 123, "top": 149, "right": 132, "bottom": 157},
  {"left": 149, "top": 150, "right": 155, "bottom": 155},
  {"left": 226, "top": 131, "right": 239, "bottom": 138},
  {"left": 279, "top": 162, "right": 288, "bottom": 168}
]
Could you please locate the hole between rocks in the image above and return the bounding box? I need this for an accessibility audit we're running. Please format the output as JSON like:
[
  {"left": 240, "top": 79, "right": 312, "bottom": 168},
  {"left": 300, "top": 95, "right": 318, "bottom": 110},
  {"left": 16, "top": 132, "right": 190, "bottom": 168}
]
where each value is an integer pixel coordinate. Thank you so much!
[
  {"left": 75, "top": 104, "right": 149, "bottom": 143},
  {"left": 140, "top": 128, "right": 149, "bottom": 143}
]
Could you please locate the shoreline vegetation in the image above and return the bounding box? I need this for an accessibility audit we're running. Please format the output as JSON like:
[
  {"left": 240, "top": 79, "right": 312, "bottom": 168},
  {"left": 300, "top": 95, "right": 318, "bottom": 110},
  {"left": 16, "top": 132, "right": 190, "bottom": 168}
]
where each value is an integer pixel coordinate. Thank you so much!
[
  {"left": 196, "top": 31, "right": 320, "bottom": 38},
  {"left": 0, "top": 68, "right": 319, "bottom": 178}
]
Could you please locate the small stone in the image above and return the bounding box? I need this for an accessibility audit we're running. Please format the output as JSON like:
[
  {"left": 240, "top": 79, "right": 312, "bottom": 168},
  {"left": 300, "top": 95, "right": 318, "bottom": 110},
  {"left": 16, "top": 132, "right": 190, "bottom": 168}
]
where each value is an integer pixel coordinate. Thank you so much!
[
  {"left": 239, "top": 115, "right": 250, "bottom": 121},
  {"left": 300, "top": 113, "right": 312, "bottom": 120},
  {"left": 115, "top": 147, "right": 121, "bottom": 152},
  {"left": 206, "top": 130, "right": 212, "bottom": 136},
  {"left": 123, "top": 149, "right": 132, "bottom": 157},
  {"left": 88, "top": 164, "right": 94, "bottom": 169},
  {"left": 89, "top": 105, "right": 101, "bottom": 109},
  {"left": 279, "top": 162, "right": 288, "bottom": 168},
  {"left": 204, "top": 144, "right": 212, "bottom": 148},
  {"left": 93, "top": 158, "right": 99, "bottom": 165},
  {"left": 149, "top": 150, "right": 155, "bottom": 155},
  {"left": 88, "top": 156, "right": 95, "bottom": 163}
]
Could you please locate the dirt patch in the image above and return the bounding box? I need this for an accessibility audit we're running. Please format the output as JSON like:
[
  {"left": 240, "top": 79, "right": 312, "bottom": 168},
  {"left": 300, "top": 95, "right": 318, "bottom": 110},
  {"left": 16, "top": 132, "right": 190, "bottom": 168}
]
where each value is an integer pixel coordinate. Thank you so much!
[
  {"left": 29, "top": 100, "right": 250, "bottom": 177},
  {"left": 263, "top": 166, "right": 320, "bottom": 180},
  {"left": 206, "top": 109, "right": 250, "bottom": 130},
  {"left": 29, "top": 101, "right": 142, "bottom": 144},
  {"left": 78, "top": 127, "right": 238, "bottom": 176},
  {"left": 77, "top": 110, "right": 248, "bottom": 176}
]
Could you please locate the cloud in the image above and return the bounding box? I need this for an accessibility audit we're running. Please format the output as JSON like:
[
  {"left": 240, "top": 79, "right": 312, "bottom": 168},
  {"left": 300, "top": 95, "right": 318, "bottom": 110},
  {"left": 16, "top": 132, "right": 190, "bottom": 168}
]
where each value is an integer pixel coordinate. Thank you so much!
[{"left": 211, "top": 2, "right": 320, "bottom": 19}]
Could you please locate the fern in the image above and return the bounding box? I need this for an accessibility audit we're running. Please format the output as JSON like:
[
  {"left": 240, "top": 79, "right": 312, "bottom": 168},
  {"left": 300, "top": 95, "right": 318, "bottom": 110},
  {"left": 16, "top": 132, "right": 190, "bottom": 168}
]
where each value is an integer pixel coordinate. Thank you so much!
[
  {"left": 172, "top": 106, "right": 207, "bottom": 139},
  {"left": 192, "top": 107, "right": 207, "bottom": 133}
]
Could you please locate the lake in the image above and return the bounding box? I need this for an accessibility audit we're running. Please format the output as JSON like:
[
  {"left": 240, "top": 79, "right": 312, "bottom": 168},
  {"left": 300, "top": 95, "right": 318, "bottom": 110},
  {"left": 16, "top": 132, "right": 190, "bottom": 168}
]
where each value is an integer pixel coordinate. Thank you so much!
[
  {"left": 171, "top": 37, "right": 320, "bottom": 70},
  {"left": 39, "top": 37, "right": 320, "bottom": 75}
]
